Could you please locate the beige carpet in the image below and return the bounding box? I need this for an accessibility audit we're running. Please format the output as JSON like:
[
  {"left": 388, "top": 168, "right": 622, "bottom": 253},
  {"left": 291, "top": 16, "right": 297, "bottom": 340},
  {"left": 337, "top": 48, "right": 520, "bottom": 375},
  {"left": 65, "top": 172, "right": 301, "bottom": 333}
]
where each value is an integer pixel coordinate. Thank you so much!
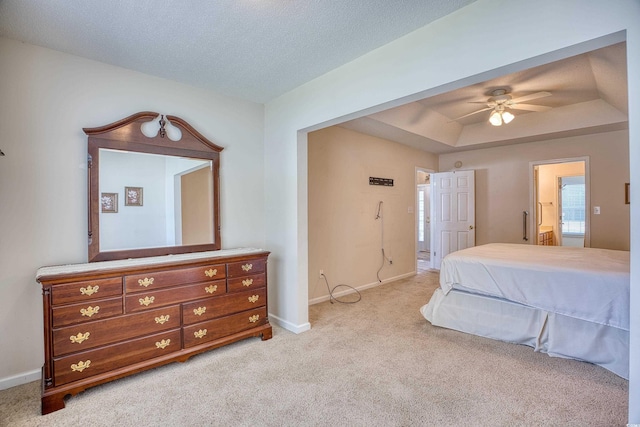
[{"left": 0, "top": 271, "right": 628, "bottom": 426}]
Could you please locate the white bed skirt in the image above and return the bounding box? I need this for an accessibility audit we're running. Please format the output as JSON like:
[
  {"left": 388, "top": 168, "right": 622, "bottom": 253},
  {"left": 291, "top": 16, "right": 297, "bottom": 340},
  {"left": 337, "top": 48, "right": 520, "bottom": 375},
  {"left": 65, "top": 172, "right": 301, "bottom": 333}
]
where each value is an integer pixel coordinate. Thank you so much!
[{"left": 421, "top": 289, "right": 629, "bottom": 379}]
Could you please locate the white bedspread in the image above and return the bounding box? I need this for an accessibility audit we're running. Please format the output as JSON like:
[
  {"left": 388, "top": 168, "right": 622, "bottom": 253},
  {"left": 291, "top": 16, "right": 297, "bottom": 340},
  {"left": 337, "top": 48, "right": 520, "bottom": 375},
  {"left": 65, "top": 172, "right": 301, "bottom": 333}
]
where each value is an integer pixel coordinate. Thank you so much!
[{"left": 440, "top": 243, "right": 630, "bottom": 330}]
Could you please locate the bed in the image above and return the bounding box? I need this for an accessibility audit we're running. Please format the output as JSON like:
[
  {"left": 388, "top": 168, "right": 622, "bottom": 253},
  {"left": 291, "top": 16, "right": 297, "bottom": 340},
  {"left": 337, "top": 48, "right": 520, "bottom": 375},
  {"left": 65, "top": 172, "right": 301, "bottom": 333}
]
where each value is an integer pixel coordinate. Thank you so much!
[{"left": 420, "top": 243, "right": 630, "bottom": 379}]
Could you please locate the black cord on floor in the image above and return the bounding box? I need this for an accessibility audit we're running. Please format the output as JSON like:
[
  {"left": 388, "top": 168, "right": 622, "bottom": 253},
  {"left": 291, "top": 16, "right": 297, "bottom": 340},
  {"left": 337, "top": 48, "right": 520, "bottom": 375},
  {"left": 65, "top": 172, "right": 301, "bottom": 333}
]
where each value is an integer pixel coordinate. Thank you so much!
[
  {"left": 321, "top": 273, "right": 362, "bottom": 304},
  {"left": 376, "top": 247, "right": 391, "bottom": 282}
]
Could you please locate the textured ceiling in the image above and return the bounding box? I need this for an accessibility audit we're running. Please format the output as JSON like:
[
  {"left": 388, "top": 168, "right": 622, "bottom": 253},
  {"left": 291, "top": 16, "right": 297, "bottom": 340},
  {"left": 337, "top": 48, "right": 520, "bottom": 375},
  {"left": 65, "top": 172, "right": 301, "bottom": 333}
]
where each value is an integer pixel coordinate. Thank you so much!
[
  {"left": 0, "top": 0, "right": 477, "bottom": 103},
  {"left": 0, "top": 1, "right": 628, "bottom": 153}
]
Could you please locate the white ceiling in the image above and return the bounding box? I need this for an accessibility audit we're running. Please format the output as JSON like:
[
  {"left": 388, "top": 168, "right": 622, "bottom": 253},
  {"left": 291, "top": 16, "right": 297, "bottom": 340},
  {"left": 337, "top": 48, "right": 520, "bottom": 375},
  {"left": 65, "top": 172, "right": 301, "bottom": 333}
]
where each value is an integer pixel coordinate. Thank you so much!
[
  {"left": 0, "top": 1, "right": 628, "bottom": 154},
  {"left": 0, "top": 0, "right": 476, "bottom": 103},
  {"left": 340, "top": 42, "right": 628, "bottom": 153}
]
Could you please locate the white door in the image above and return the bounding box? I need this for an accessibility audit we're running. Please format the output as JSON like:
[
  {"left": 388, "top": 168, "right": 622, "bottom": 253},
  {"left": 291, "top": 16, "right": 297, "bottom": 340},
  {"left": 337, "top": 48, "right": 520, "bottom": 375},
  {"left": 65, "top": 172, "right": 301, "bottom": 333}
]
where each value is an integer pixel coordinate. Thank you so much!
[
  {"left": 432, "top": 170, "right": 475, "bottom": 269},
  {"left": 417, "top": 184, "right": 430, "bottom": 252}
]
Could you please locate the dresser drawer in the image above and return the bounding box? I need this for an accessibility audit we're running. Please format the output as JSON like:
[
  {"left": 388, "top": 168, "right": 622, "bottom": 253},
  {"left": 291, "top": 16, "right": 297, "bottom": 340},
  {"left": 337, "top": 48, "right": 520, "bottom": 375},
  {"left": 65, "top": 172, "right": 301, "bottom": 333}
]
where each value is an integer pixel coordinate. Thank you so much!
[
  {"left": 52, "top": 296, "right": 123, "bottom": 328},
  {"left": 182, "top": 288, "right": 267, "bottom": 325},
  {"left": 183, "top": 307, "right": 267, "bottom": 348},
  {"left": 125, "top": 263, "right": 226, "bottom": 293},
  {"left": 227, "top": 273, "right": 266, "bottom": 293},
  {"left": 227, "top": 258, "right": 266, "bottom": 278},
  {"left": 125, "top": 280, "right": 225, "bottom": 313},
  {"left": 53, "top": 329, "right": 180, "bottom": 386},
  {"left": 51, "top": 277, "right": 122, "bottom": 306},
  {"left": 52, "top": 305, "right": 180, "bottom": 356}
]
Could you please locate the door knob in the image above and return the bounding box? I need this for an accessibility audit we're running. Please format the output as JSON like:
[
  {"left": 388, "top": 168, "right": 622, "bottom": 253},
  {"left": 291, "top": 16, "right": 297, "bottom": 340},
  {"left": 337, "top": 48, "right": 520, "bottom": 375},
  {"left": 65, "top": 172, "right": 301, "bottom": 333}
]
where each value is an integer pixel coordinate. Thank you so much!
[{"left": 469, "top": 225, "right": 474, "bottom": 230}]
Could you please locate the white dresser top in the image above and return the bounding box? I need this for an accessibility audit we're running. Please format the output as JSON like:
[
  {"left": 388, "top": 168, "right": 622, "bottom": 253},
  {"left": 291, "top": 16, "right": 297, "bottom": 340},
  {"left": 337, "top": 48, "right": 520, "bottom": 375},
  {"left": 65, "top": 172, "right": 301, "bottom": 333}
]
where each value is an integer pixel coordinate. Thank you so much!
[{"left": 36, "top": 248, "right": 266, "bottom": 280}]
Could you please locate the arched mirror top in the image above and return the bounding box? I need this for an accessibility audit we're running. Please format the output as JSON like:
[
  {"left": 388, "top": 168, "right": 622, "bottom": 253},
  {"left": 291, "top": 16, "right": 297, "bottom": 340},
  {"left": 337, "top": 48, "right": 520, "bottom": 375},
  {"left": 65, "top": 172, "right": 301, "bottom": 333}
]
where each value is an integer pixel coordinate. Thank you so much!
[{"left": 86, "top": 111, "right": 223, "bottom": 262}]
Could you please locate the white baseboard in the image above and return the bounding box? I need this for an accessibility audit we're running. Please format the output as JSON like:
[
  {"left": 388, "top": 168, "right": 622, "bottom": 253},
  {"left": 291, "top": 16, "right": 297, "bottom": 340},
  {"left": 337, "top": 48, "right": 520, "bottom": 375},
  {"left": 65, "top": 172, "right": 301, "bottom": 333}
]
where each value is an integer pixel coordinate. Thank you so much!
[
  {"left": 268, "top": 312, "right": 311, "bottom": 334},
  {"left": 308, "top": 271, "right": 416, "bottom": 305},
  {"left": 0, "top": 369, "right": 40, "bottom": 391}
]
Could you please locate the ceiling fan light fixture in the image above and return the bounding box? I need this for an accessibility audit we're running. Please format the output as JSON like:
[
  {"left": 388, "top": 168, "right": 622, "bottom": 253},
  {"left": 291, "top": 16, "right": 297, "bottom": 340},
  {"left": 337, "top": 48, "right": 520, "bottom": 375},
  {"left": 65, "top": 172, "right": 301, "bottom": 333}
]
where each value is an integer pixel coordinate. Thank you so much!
[
  {"left": 454, "top": 88, "right": 550, "bottom": 125},
  {"left": 489, "top": 110, "right": 503, "bottom": 126}
]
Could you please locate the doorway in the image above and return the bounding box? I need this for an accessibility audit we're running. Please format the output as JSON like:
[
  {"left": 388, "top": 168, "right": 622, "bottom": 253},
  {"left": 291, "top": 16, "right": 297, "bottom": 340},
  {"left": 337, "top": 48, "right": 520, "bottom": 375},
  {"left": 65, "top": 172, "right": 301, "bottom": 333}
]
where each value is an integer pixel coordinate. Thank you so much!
[
  {"left": 416, "top": 169, "right": 431, "bottom": 271},
  {"left": 558, "top": 175, "right": 586, "bottom": 247},
  {"left": 531, "top": 158, "right": 589, "bottom": 247}
]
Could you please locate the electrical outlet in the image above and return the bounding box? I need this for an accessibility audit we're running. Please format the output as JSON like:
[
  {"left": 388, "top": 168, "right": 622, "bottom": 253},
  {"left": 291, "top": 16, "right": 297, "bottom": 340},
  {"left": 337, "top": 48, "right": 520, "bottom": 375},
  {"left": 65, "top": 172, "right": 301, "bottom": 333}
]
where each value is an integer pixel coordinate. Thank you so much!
[
  {"left": 389, "top": 257, "right": 393, "bottom": 265},
  {"left": 319, "top": 269, "right": 324, "bottom": 278}
]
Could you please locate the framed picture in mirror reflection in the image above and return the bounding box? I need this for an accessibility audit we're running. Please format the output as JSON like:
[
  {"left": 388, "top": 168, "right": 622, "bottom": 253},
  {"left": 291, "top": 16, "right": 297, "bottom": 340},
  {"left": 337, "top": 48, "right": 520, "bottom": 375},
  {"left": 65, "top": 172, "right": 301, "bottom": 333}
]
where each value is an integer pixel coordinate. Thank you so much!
[
  {"left": 100, "top": 193, "right": 118, "bottom": 213},
  {"left": 125, "top": 186, "right": 143, "bottom": 206}
]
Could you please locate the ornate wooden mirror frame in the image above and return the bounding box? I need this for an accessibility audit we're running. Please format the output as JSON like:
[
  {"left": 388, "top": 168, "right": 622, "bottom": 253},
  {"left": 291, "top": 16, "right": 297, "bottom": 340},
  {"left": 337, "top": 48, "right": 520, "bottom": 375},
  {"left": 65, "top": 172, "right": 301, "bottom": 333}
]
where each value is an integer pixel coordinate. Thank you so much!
[{"left": 85, "top": 111, "right": 223, "bottom": 262}]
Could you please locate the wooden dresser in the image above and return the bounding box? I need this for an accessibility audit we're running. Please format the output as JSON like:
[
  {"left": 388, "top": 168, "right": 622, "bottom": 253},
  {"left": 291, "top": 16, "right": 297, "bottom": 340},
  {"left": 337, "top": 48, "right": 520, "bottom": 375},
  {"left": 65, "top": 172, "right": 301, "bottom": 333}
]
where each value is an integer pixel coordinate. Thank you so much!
[{"left": 37, "top": 249, "right": 271, "bottom": 415}]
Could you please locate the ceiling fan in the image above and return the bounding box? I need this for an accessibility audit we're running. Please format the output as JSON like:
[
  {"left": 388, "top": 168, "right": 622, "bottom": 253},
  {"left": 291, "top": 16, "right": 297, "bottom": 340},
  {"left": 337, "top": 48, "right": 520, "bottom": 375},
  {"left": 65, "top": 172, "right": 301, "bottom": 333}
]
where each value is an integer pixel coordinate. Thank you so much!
[{"left": 454, "top": 89, "right": 553, "bottom": 126}]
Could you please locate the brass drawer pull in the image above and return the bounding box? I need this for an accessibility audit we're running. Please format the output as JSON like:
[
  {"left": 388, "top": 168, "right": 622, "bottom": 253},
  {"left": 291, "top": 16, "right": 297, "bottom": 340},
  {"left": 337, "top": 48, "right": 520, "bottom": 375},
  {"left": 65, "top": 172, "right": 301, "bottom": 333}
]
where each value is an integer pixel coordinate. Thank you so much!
[
  {"left": 205, "top": 284, "right": 218, "bottom": 294},
  {"left": 155, "top": 339, "right": 171, "bottom": 349},
  {"left": 70, "top": 332, "right": 90, "bottom": 344},
  {"left": 193, "top": 306, "right": 207, "bottom": 316},
  {"left": 71, "top": 360, "right": 91, "bottom": 373},
  {"left": 155, "top": 315, "right": 170, "bottom": 324},
  {"left": 241, "top": 263, "right": 253, "bottom": 272},
  {"left": 194, "top": 329, "right": 207, "bottom": 339},
  {"left": 138, "top": 277, "right": 154, "bottom": 287},
  {"left": 248, "top": 295, "right": 259, "bottom": 304},
  {"left": 204, "top": 268, "right": 218, "bottom": 278},
  {"left": 249, "top": 314, "right": 260, "bottom": 323},
  {"left": 80, "top": 306, "right": 100, "bottom": 318},
  {"left": 242, "top": 278, "right": 254, "bottom": 287},
  {"left": 79, "top": 285, "right": 99, "bottom": 296},
  {"left": 139, "top": 296, "right": 155, "bottom": 306}
]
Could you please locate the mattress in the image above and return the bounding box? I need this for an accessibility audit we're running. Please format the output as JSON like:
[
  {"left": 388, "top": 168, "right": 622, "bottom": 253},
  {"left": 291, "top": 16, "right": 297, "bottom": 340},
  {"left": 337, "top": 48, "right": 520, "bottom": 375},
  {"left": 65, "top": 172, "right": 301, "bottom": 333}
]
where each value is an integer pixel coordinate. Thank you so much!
[
  {"left": 421, "top": 243, "right": 630, "bottom": 378},
  {"left": 439, "top": 243, "right": 630, "bottom": 330}
]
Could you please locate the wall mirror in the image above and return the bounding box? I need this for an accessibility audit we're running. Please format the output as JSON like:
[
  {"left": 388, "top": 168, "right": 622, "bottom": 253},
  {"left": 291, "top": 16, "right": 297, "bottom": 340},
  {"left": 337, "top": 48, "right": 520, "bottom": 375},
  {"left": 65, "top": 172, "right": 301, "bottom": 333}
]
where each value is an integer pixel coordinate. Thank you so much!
[{"left": 86, "top": 111, "right": 223, "bottom": 262}]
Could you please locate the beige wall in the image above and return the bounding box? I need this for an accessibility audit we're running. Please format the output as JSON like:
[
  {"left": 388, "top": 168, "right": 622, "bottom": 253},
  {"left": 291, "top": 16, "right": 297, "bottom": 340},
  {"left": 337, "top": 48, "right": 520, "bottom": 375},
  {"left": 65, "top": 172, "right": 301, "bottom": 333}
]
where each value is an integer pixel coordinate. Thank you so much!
[
  {"left": 307, "top": 128, "right": 629, "bottom": 305},
  {"left": 439, "top": 130, "right": 629, "bottom": 250},
  {"left": 308, "top": 126, "right": 437, "bottom": 302}
]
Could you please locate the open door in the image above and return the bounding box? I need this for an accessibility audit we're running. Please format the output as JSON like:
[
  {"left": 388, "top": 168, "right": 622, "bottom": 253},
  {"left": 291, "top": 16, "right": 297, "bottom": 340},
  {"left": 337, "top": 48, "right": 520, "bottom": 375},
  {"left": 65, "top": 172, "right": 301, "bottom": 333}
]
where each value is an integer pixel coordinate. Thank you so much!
[
  {"left": 531, "top": 158, "right": 588, "bottom": 247},
  {"left": 432, "top": 170, "right": 476, "bottom": 269}
]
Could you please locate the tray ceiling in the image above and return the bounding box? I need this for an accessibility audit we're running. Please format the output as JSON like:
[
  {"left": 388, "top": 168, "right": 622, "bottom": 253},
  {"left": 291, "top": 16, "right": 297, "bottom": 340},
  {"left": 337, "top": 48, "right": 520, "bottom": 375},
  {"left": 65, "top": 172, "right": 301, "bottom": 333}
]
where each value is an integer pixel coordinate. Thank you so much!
[{"left": 340, "top": 43, "right": 628, "bottom": 153}]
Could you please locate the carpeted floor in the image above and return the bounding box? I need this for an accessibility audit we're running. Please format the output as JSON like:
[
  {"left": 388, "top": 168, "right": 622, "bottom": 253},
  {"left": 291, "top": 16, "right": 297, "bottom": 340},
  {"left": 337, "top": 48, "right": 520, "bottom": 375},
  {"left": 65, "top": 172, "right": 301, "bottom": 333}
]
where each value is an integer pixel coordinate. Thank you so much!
[{"left": 0, "top": 270, "right": 629, "bottom": 426}]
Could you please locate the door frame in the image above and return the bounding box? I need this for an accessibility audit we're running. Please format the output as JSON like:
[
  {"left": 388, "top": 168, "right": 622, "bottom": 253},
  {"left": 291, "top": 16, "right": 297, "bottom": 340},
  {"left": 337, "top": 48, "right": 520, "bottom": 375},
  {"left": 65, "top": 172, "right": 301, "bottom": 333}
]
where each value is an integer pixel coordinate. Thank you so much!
[
  {"left": 528, "top": 156, "right": 590, "bottom": 247},
  {"left": 415, "top": 167, "right": 435, "bottom": 270}
]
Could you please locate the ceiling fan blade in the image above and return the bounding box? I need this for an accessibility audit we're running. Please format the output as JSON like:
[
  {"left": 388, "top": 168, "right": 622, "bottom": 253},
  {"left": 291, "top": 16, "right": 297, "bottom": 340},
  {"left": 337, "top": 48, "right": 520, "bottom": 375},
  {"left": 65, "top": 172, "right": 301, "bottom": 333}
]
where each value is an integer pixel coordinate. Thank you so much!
[
  {"left": 510, "top": 91, "right": 552, "bottom": 104},
  {"left": 509, "top": 103, "right": 552, "bottom": 112},
  {"left": 451, "top": 107, "right": 492, "bottom": 121}
]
